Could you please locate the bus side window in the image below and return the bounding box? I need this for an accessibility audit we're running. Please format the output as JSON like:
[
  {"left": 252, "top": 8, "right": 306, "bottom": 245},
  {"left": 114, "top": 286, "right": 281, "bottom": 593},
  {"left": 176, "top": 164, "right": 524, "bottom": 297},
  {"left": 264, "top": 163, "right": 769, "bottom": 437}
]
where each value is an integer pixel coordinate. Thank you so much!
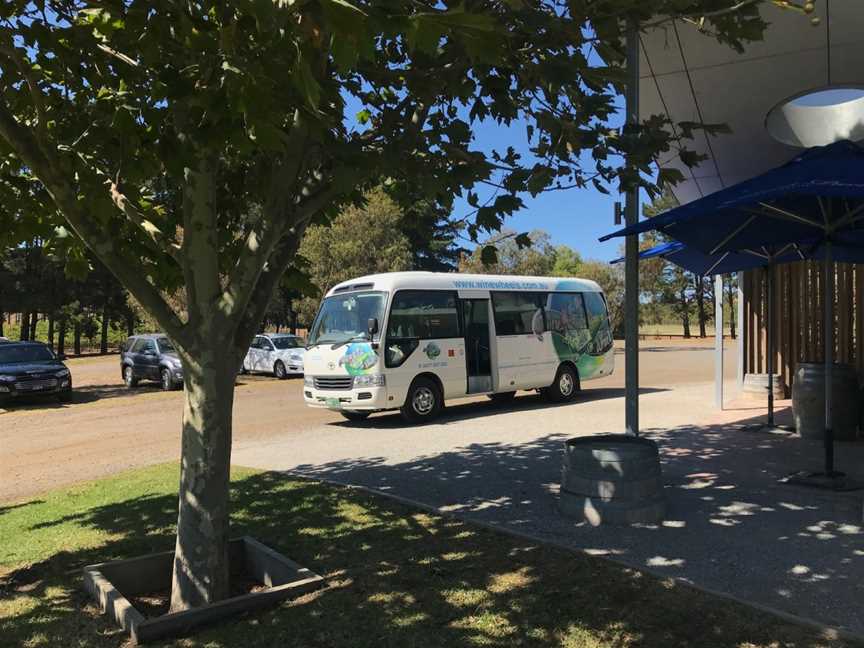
[
  {"left": 583, "top": 292, "right": 613, "bottom": 354},
  {"left": 492, "top": 292, "right": 545, "bottom": 336},
  {"left": 385, "top": 290, "right": 460, "bottom": 367},
  {"left": 547, "top": 292, "right": 590, "bottom": 352}
]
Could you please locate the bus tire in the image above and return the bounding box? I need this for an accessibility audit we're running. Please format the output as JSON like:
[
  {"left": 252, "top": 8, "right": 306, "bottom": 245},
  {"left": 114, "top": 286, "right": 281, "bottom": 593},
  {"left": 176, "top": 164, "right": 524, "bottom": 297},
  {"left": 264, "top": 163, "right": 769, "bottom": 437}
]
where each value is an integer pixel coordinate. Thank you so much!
[
  {"left": 488, "top": 391, "right": 516, "bottom": 404},
  {"left": 401, "top": 376, "right": 442, "bottom": 423},
  {"left": 546, "top": 364, "right": 579, "bottom": 403}
]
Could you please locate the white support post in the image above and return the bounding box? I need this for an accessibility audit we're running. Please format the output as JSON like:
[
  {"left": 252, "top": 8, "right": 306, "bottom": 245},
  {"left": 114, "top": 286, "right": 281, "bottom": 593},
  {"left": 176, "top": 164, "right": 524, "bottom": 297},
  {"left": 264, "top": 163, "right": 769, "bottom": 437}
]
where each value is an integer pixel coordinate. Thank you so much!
[
  {"left": 715, "top": 274, "right": 724, "bottom": 410},
  {"left": 737, "top": 271, "right": 745, "bottom": 389}
]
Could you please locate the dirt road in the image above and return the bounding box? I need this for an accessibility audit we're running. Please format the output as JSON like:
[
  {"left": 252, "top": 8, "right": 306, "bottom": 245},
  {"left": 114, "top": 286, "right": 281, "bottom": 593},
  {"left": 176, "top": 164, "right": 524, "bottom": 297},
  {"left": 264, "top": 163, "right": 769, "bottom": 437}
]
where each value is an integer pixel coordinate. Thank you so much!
[{"left": 1, "top": 340, "right": 737, "bottom": 503}]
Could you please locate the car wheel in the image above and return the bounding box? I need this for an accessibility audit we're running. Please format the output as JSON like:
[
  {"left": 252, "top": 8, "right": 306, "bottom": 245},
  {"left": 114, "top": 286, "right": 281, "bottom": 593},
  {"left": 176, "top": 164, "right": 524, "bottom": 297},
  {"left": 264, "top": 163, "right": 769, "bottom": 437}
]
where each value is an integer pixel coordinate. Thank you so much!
[
  {"left": 274, "top": 361, "right": 288, "bottom": 380},
  {"left": 160, "top": 368, "right": 174, "bottom": 391},
  {"left": 546, "top": 364, "right": 579, "bottom": 403},
  {"left": 123, "top": 365, "right": 138, "bottom": 388},
  {"left": 341, "top": 410, "right": 371, "bottom": 422},
  {"left": 401, "top": 377, "right": 442, "bottom": 423},
  {"left": 488, "top": 391, "right": 516, "bottom": 404}
]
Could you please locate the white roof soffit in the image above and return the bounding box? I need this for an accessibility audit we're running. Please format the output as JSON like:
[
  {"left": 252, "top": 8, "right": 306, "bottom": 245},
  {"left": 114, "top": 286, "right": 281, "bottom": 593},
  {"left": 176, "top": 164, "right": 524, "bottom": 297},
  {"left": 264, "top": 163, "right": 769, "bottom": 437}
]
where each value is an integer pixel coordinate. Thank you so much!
[{"left": 640, "top": 0, "right": 864, "bottom": 206}]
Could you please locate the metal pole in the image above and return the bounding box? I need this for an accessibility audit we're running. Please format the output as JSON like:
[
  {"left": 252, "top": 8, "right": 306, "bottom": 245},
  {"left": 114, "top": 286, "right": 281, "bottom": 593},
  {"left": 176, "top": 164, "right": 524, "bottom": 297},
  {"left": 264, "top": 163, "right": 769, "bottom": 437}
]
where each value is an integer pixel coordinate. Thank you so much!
[
  {"left": 766, "top": 266, "right": 774, "bottom": 427},
  {"left": 715, "top": 274, "right": 724, "bottom": 410},
  {"left": 737, "top": 271, "right": 745, "bottom": 389},
  {"left": 624, "top": 21, "right": 640, "bottom": 436},
  {"left": 824, "top": 241, "right": 835, "bottom": 475}
]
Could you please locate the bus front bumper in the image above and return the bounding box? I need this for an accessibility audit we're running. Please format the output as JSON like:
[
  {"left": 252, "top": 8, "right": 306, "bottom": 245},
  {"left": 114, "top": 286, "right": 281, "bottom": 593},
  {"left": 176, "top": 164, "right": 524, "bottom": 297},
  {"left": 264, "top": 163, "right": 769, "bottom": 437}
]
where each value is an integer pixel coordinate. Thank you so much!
[{"left": 303, "top": 385, "right": 389, "bottom": 411}]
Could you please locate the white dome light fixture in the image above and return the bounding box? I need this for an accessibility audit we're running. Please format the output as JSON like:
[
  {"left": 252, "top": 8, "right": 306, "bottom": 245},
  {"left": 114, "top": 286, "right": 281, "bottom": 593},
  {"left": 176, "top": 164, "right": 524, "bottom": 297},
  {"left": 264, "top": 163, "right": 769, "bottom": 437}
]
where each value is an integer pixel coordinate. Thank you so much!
[{"left": 765, "top": 86, "right": 864, "bottom": 148}]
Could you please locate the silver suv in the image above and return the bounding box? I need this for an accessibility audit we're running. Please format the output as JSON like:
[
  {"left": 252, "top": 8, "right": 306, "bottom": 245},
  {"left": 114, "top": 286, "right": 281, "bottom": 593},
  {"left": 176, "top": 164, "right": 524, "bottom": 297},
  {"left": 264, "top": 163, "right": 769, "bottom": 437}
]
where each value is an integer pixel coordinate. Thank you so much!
[{"left": 121, "top": 334, "right": 183, "bottom": 391}]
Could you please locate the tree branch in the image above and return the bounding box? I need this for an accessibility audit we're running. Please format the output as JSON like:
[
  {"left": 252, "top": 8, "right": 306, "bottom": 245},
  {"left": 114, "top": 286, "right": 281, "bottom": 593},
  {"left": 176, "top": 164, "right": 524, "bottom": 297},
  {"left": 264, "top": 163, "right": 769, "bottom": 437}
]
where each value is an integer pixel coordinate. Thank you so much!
[
  {"left": 0, "top": 97, "right": 189, "bottom": 345},
  {"left": 107, "top": 179, "right": 183, "bottom": 260},
  {"left": 0, "top": 35, "right": 49, "bottom": 153}
]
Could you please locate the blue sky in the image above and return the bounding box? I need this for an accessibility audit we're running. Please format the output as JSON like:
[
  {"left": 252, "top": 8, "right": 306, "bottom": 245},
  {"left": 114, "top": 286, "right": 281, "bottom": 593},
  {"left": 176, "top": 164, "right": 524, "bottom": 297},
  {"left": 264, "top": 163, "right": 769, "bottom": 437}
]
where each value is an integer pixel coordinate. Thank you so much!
[{"left": 446, "top": 103, "right": 630, "bottom": 264}]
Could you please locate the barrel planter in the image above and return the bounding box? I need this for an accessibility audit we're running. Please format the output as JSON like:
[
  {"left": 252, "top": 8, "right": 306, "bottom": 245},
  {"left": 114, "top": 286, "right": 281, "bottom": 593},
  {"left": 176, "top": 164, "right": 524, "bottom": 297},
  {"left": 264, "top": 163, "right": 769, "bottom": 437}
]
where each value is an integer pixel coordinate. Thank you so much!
[
  {"left": 792, "top": 363, "right": 860, "bottom": 441},
  {"left": 741, "top": 373, "right": 786, "bottom": 400},
  {"left": 559, "top": 434, "right": 665, "bottom": 526}
]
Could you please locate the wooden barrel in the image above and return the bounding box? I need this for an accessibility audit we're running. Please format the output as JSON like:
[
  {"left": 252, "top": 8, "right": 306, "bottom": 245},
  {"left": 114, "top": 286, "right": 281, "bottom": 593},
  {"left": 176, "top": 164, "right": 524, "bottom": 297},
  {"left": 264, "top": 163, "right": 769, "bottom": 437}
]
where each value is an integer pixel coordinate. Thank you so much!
[
  {"left": 741, "top": 373, "right": 786, "bottom": 400},
  {"left": 792, "top": 363, "right": 860, "bottom": 441},
  {"left": 559, "top": 434, "right": 665, "bottom": 526}
]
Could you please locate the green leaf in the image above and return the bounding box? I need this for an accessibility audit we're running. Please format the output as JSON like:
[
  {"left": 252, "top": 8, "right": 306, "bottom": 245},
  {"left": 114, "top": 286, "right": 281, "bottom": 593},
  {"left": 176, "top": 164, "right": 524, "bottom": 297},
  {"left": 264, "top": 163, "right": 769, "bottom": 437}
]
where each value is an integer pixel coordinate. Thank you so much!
[
  {"left": 480, "top": 244, "right": 498, "bottom": 266},
  {"left": 291, "top": 58, "right": 321, "bottom": 111},
  {"left": 514, "top": 232, "right": 532, "bottom": 249},
  {"left": 356, "top": 109, "right": 371, "bottom": 125},
  {"left": 657, "top": 167, "right": 686, "bottom": 187}
]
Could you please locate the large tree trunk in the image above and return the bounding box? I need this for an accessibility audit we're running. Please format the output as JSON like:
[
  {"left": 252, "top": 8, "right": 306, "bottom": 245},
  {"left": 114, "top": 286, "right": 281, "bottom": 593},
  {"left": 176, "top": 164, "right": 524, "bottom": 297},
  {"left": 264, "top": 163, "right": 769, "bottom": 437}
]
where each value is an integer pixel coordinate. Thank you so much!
[
  {"left": 20, "top": 311, "right": 30, "bottom": 341},
  {"left": 0, "top": 310, "right": 4, "bottom": 337},
  {"left": 47, "top": 315, "right": 55, "bottom": 345},
  {"left": 126, "top": 312, "right": 135, "bottom": 337},
  {"left": 100, "top": 304, "right": 110, "bottom": 354},
  {"left": 695, "top": 276, "right": 707, "bottom": 338},
  {"left": 169, "top": 349, "right": 237, "bottom": 612},
  {"left": 30, "top": 313, "right": 38, "bottom": 340}
]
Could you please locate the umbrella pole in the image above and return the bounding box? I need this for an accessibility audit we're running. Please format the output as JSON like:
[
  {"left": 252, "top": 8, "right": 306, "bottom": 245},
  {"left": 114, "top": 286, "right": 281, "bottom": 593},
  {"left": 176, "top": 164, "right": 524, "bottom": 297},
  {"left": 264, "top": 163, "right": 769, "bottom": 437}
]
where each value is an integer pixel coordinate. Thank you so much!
[
  {"left": 766, "top": 265, "right": 774, "bottom": 427},
  {"left": 824, "top": 241, "right": 835, "bottom": 475}
]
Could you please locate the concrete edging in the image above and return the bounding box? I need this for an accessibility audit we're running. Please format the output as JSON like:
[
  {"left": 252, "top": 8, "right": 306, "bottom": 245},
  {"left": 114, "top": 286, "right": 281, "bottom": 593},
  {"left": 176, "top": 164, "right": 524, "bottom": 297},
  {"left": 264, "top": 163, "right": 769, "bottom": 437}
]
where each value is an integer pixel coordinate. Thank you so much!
[
  {"left": 82, "top": 536, "right": 323, "bottom": 644},
  {"left": 282, "top": 469, "right": 864, "bottom": 645}
]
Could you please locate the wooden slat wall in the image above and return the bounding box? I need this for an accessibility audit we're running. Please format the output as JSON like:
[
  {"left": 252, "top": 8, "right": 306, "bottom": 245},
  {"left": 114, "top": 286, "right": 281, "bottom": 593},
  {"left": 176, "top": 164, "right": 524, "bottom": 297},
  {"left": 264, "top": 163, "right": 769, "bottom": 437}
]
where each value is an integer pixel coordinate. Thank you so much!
[{"left": 743, "top": 262, "right": 864, "bottom": 392}]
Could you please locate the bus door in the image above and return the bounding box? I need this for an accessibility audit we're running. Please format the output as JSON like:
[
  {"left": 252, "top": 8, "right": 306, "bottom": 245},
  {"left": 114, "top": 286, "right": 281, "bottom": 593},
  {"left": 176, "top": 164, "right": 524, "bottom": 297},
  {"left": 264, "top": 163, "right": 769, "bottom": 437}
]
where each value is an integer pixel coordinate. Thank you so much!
[{"left": 461, "top": 299, "right": 493, "bottom": 393}]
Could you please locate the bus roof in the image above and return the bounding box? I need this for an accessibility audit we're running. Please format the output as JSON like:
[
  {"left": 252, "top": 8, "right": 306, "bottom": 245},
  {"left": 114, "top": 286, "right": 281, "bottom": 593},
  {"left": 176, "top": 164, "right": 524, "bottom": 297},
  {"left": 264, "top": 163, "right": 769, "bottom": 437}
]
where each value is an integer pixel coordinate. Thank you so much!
[{"left": 327, "top": 272, "right": 603, "bottom": 296}]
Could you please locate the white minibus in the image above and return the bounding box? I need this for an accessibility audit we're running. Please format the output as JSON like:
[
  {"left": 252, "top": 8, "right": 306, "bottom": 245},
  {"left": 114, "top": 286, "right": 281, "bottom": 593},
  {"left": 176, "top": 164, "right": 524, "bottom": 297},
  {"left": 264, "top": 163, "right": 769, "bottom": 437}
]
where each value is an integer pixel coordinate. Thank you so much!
[{"left": 303, "top": 272, "right": 614, "bottom": 422}]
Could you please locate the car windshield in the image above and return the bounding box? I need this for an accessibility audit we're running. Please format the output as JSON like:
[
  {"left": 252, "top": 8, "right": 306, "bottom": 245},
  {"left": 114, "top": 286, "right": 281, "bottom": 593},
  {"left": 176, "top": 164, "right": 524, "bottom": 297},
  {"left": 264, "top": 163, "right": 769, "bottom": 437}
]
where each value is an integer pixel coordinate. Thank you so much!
[
  {"left": 156, "top": 337, "right": 175, "bottom": 353},
  {"left": 272, "top": 337, "right": 304, "bottom": 350},
  {"left": 0, "top": 345, "right": 56, "bottom": 364},
  {"left": 307, "top": 291, "right": 386, "bottom": 346}
]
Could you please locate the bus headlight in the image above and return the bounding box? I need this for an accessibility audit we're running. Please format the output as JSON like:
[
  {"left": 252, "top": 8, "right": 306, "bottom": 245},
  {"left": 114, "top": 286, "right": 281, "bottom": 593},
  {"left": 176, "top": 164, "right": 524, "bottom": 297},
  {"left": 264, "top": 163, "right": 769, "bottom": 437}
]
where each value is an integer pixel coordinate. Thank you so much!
[{"left": 353, "top": 374, "right": 385, "bottom": 387}]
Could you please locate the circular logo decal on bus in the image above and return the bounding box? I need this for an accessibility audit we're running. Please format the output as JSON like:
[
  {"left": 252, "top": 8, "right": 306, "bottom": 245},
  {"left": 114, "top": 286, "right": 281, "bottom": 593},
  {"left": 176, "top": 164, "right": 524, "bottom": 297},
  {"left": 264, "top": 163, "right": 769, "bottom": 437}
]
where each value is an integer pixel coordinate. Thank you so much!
[{"left": 422, "top": 342, "right": 441, "bottom": 360}]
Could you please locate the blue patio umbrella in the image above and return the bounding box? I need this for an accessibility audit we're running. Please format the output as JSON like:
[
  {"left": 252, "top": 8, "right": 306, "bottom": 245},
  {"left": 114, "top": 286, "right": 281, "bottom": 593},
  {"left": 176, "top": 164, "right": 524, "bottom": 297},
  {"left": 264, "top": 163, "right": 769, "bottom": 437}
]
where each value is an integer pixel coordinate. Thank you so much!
[
  {"left": 601, "top": 140, "right": 864, "bottom": 483},
  {"left": 611, "top": 240, "right": 821, "bottom": 428}
]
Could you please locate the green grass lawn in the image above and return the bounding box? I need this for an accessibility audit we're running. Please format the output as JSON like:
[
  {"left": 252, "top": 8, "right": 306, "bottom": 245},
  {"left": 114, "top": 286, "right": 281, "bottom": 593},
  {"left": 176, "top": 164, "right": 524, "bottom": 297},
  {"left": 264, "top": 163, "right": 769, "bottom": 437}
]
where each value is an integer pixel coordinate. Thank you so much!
[{"left": 0, "top": 464, "right": 856, "bottom": 648}]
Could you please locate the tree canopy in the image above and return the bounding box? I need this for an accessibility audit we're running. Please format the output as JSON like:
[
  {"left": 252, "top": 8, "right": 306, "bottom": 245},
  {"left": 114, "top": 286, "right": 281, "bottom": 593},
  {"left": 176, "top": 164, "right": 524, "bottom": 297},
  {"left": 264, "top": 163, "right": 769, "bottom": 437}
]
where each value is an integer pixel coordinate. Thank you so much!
[{"left": 0, "top": 0, "right": 802, "bottom": 612}]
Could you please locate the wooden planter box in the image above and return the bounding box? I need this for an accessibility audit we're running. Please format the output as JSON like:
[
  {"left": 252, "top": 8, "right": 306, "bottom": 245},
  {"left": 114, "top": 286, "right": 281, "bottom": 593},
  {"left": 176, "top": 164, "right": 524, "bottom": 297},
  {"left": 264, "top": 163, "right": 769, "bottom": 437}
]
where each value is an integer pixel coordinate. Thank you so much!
[{"left": 82, "top": 537, "right": 323, "bottom": 644}]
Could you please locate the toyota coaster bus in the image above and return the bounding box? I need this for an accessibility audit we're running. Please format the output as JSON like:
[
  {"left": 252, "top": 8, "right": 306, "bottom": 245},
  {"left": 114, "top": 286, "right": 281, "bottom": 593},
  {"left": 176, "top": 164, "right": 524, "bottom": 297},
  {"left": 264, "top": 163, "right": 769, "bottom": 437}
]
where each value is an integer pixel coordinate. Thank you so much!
[{"left": 303, "top": 272, "right": 614, "bottom": 423}]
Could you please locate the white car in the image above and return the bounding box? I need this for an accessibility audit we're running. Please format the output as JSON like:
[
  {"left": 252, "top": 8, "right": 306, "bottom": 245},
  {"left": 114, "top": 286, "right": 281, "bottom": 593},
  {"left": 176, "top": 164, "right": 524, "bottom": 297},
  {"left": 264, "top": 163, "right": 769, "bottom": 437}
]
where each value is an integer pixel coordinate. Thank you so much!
[{"left": 242, "top": 333, "right": 305, "bottom": 379}]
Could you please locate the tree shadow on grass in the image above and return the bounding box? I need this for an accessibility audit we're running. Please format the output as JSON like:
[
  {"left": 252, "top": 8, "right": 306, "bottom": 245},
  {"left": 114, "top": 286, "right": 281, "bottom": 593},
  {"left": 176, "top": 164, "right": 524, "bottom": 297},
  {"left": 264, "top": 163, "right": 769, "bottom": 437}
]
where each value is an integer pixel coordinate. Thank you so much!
[{"left": 1, "top": 470, "right": 857, "bottom": 648}]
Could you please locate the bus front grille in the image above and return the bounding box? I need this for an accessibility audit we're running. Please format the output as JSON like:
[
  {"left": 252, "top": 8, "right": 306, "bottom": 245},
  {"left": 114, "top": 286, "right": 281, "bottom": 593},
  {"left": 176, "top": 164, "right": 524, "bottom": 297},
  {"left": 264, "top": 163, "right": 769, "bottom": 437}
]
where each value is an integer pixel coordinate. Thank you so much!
[{"left": 313, "top": 376, "right": 353, "bottom": 390}]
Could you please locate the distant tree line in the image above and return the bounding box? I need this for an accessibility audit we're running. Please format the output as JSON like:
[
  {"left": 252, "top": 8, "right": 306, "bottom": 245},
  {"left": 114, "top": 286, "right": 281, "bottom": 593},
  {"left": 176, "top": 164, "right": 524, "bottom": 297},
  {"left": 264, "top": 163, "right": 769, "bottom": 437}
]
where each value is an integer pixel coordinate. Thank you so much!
[
  {"left": 0, "top": 241, "right": 139, "bottom": 354},
  {"left": 640, "top": 193, "right": 737, "bottom": 339}
]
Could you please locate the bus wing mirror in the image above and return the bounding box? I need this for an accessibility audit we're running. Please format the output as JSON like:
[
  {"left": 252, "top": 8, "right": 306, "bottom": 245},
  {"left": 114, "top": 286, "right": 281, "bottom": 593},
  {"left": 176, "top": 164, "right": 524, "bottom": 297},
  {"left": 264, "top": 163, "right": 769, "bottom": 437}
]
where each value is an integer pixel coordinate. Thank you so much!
[
  {"left": 531, "top": 309, "right": 545, "bottom": 340},
  {"left": 367, "top": 318, "right": 379, "bottom": 336}
]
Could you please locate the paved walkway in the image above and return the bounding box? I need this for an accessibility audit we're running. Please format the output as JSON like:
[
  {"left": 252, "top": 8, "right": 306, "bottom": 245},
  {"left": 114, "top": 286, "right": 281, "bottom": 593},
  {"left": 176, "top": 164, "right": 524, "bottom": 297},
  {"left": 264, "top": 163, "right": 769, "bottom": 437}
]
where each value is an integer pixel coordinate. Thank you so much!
[{"left": 234, "top": 356, "right": 864, "bottom": 634}]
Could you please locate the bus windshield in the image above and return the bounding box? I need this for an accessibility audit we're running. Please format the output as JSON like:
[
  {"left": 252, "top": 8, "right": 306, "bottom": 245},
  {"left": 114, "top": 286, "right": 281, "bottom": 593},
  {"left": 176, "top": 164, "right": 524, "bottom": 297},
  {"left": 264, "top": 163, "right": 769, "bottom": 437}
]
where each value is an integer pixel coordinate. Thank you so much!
[{"left": 308, "top": 291, "right": 386, "bottom": 347}]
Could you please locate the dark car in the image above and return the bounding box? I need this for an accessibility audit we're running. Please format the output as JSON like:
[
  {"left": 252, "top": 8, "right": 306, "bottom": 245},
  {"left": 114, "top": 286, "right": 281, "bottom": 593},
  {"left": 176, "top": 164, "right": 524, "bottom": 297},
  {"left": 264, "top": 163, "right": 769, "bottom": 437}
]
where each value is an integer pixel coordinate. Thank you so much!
[
  {"left": 0, "top": 341, "right": 72, "bottom": 402},
  {"left": 121, "top": 334, "right": 183, "bottom": 391}
]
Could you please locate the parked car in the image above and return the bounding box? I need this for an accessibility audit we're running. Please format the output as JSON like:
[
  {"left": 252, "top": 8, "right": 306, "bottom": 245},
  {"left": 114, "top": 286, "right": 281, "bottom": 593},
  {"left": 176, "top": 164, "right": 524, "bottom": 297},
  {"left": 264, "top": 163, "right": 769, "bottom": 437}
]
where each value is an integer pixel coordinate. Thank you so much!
[
  {"left": 0, "top": 341, "right": 72, "bottom": 402},
  {"left": 0, "top": 336, "right": 9, "bottom": 343},
  {"left": 121, "top": 334, "right": 183, "bottom": 390},
  {"left": 241, "top": 333, "right": 305, "bottom": 379}
]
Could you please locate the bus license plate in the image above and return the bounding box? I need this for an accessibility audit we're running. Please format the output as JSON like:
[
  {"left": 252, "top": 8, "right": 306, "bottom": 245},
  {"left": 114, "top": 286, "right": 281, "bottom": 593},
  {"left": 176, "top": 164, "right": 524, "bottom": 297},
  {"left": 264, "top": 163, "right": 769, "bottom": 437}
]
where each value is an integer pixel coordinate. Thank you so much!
[{"left": 326, "top": 397, "right": 341, "bottom": 409}]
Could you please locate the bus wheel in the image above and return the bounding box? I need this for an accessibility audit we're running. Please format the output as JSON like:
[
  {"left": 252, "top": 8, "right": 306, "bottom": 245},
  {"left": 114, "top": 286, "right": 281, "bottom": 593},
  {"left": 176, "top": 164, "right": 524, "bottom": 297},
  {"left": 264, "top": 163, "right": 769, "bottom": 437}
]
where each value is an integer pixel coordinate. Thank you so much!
[
  {"left": 546, "top": 365, "right": 579, "bottom": 403},
  {"left": 341, "top": 411, "right": 371, "bottom": 422},
  {"left": 401, "top": 377, "right": 442, "bottom": 423},
  {"left": 488, "top": 391, "right": 516, "bottom": 404}
]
